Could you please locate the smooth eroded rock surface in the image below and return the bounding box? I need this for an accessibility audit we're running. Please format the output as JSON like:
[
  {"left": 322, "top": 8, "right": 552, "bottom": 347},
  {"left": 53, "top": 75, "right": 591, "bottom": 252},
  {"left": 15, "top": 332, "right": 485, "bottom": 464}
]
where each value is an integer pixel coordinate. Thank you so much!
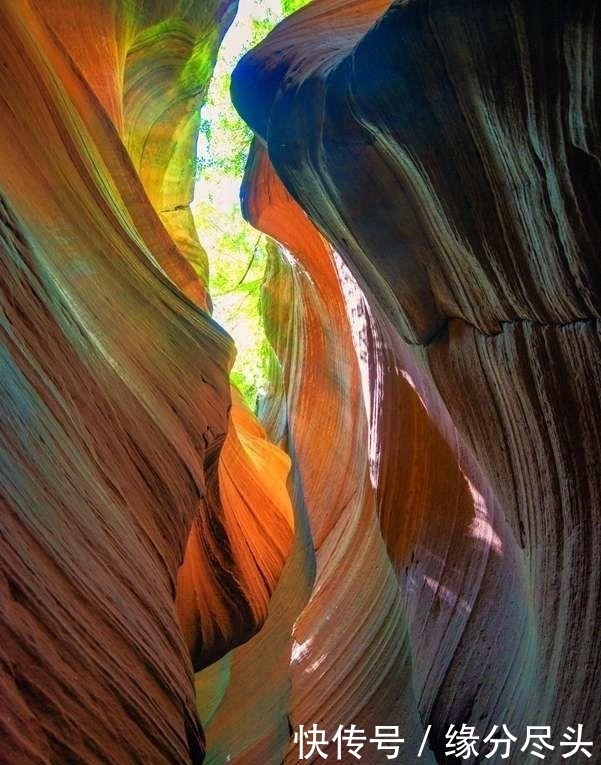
[
  {"left": 0, "top": 2, "right": 293, "bottom": 763},
  {"left": 232, "top": 0, "right": 600, "bottom": 761}
]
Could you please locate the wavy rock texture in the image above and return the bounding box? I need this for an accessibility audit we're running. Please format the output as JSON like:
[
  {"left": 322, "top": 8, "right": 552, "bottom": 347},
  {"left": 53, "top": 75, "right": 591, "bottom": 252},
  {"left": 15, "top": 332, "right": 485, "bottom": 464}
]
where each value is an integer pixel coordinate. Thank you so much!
[
  {"left": 231, "top": 0, "right": 601, "bottom": 762},
  {"left": 1, "top": 1, "right": 600, "bottom": 764},
  {"left": 0, "top": 2, "right": 293, "bottom": 764}
]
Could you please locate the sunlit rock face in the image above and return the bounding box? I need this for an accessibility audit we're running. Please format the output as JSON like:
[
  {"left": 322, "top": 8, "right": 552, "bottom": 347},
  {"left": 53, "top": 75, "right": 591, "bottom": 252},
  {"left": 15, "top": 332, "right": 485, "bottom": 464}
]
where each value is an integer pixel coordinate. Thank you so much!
[
  {"left": 2, "top": 0, "right": 599, "bottom": 764},
  {"left": 232, "top": 1, "right": 601, "bottom": 763},
  {"left": 0, "top": 2, "right": 294, "bottom": 764}
]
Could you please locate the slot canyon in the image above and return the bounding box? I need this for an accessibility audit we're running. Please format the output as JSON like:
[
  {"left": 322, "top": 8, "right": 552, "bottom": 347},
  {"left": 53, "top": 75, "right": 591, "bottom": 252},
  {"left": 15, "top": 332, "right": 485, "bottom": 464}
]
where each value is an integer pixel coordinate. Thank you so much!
[{"left": 0, "top": 1, "right": 599, "bottom": 763}]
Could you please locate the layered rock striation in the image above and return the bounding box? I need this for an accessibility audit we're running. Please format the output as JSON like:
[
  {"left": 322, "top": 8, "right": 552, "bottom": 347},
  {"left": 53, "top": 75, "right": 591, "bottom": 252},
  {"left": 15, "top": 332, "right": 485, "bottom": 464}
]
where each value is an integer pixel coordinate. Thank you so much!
[
  {"left": 232, "top": 0, "right": 601, "bottom": 762},
  {"left": 0, "top": 1, "right": 599, "bottom": 764},
  {"left": 0, "top": 2, "right": 293, "bottom": 763}
]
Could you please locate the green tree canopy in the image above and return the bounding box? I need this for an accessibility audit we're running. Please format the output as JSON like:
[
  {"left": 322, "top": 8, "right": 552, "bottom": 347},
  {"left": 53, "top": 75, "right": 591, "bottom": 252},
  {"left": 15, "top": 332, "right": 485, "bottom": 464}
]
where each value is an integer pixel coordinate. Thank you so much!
[{"left": 192, "top": 0, "right": 309, "bottom": 409}]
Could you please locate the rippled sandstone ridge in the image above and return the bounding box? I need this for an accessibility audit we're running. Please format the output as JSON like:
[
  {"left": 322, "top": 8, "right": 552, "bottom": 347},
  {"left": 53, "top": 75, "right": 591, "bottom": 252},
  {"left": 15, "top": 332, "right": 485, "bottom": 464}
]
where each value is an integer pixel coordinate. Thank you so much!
[{"left": 1, "top": 2, "right": 599, "bottom": 764}]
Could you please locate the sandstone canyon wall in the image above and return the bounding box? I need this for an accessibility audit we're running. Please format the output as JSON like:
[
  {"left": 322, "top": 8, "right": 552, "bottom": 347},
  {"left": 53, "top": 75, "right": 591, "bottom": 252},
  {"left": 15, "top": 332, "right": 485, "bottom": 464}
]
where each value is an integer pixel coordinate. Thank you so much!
[
  {"left": 231, "top": 1, "right": 601, "bottom": 762},
  {"left": 0, "top": 2, "right": 293, "bottom": 763},
  {"left": 1, "top": 1, "right": 600, "bottom": 764}
]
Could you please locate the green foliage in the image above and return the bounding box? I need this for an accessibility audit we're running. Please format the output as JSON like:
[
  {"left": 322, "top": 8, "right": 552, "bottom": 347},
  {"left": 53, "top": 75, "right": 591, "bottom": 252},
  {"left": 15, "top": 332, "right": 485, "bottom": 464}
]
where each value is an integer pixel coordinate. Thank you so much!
[
  {"left": 192, "top": 0, "right": 310, "bottom": 410},
  {"left": 281, "top": 0, "right": 310, "bottom": 14}
]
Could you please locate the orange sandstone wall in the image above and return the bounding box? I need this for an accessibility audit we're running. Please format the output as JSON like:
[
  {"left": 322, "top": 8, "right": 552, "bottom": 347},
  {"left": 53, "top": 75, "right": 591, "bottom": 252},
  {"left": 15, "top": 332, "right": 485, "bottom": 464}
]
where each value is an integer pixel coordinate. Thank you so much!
[
  {"left": 1, "top": 1, "right": 599, "bottom": 764},
  {"left": 0, "top": 2, "right": 293, "bottom": 763},
  {"left": 231, "top": 1, "right": 601, "bottom": 763}
]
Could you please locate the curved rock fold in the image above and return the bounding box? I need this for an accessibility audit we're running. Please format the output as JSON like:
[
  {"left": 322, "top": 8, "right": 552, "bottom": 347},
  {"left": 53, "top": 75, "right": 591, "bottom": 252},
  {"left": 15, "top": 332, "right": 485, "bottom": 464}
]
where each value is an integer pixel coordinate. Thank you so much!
[{"left": 1, "top": 1, "right": 600, "bottom": 764}]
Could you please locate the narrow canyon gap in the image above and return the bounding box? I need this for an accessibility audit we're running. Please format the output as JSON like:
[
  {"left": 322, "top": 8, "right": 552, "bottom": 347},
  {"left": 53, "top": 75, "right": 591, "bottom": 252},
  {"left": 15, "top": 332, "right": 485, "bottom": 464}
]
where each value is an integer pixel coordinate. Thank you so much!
[{"left": 1, "top": 2, "right": 600, "bottom": 765}]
